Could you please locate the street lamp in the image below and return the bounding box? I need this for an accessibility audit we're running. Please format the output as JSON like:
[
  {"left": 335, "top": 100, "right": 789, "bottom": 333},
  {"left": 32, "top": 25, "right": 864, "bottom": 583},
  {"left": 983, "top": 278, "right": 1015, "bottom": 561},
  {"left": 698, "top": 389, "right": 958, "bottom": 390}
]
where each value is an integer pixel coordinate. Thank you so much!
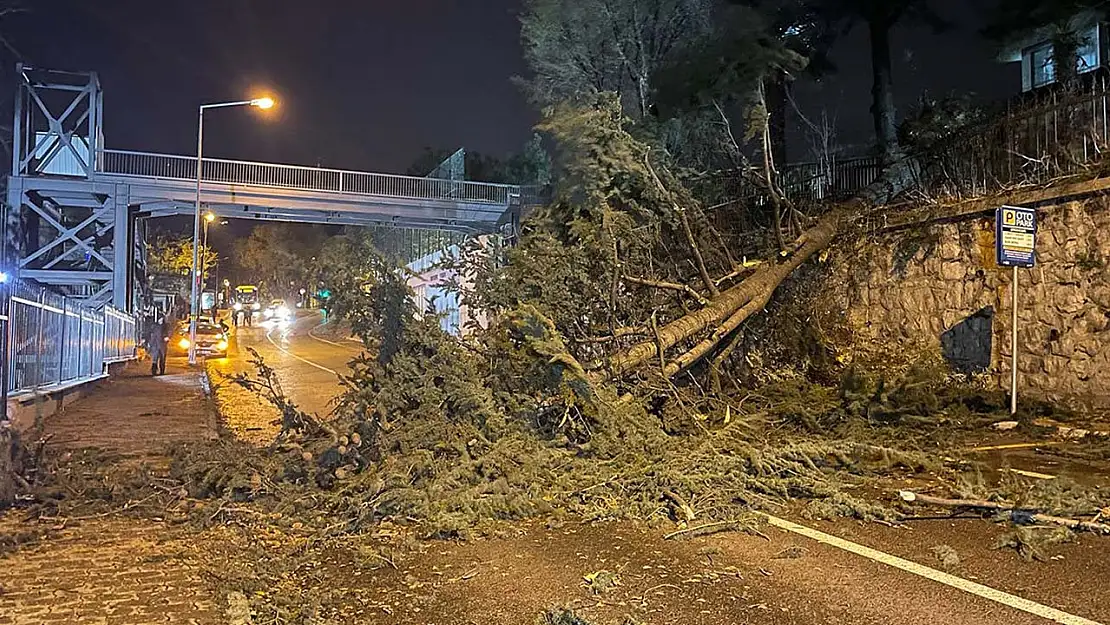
[
  {"left": 203, "top": 211, "right": 216, "bottom": 251},
  {"left": 189, "top": 96, "right": 275, "bottom": 364}
]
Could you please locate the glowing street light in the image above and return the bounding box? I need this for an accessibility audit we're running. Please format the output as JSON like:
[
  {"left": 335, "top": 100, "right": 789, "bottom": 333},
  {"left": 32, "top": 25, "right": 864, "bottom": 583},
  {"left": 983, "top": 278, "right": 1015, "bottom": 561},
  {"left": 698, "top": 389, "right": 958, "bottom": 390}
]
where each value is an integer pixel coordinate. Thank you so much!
[{"left": 189, "top": 95, "right": 277, "bottom": 364}]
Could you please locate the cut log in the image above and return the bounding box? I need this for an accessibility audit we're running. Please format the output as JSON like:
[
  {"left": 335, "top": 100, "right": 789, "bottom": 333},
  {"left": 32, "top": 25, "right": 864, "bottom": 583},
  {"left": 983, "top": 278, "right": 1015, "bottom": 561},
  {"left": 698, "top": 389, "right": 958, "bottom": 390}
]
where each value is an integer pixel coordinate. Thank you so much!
[{"left": 606, "top": 210, "right": 843, "bottom": 379}]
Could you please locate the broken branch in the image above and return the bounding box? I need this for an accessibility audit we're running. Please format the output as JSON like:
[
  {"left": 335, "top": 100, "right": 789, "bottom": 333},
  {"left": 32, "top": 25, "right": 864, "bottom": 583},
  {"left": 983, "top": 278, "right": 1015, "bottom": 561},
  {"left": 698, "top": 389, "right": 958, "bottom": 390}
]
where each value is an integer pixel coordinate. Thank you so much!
[
  {"left": 899, "top": 491, "right": 1110, "bottom": 535},
  {"left": 623, "top": 276, "right": 709, "bottom": 306}
]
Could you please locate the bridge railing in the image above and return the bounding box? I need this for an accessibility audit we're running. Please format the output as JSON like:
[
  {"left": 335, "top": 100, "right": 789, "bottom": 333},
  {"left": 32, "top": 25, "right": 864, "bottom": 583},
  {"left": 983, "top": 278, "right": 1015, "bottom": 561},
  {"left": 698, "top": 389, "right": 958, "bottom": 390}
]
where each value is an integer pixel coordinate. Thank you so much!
[
  {"left": 97, "top": 149, "right": 524, "bottom": 205},
  {"left": 6, "top": 280, "right": 137, "bottom": 396}
]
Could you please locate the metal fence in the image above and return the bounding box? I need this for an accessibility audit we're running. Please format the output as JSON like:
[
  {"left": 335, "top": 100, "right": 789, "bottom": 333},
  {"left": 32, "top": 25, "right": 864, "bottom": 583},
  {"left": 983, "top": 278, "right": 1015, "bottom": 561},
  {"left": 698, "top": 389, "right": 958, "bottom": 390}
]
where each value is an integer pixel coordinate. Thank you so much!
[
  {"left": 97, "top": 149, "right": 530, "bottom": 205},
  {"left": 6, "top": 280, "right": 137, "bottom": 396},
  {"left": 913, "top": 75, "right": 1110, "bottom": 200}
]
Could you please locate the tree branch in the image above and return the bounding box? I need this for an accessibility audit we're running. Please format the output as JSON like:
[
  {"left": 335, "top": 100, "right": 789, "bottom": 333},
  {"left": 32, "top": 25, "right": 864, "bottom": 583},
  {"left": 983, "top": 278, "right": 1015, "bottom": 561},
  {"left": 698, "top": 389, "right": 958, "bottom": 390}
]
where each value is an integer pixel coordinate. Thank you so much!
[
  {"left": 643, "top": 150, "right": 720, "bottom": 298},
  {"left": 623, "top": 275, "right": 708, "bottom": 306}
]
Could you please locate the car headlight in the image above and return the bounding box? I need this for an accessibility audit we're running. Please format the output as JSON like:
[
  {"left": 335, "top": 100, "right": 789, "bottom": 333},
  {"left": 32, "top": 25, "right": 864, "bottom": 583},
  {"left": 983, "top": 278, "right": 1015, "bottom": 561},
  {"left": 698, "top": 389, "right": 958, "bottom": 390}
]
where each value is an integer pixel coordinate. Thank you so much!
[
  {"left": 277, "top": 306, "right": 289, "bottom": 317},
  {"left": 178, "top": 338, "right": 191, "bottom": 349},
  {"left": 252, "top": 303, "right": 261, "bottom": 310},
  {"left": 216, "top": 340, "right": 228, "bottom": 350},
  {"left": 233, "top": 302, "right": 242, "bottom": 311}
]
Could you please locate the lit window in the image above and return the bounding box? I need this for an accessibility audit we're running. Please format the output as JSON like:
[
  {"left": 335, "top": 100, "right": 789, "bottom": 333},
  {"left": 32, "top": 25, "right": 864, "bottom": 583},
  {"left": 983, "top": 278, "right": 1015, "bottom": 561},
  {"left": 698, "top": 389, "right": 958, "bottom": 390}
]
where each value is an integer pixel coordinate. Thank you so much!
[
  {"left": 1029, "top": 43, "right": 1055, "bottom": 88},
  {"left": 1077, "top": 29, "right": 1098, "bottom": 73}
]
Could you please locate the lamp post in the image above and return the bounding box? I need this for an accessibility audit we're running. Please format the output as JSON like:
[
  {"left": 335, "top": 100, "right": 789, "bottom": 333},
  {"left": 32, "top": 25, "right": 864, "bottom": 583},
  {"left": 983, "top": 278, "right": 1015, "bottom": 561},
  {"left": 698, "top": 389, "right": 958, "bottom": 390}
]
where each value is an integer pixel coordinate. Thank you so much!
[
  {"left": 189, "top": 96, "right": 274, "bottom": 365},
  {"left": 201, "top": 212, "right": 216, "bottom": 311}
]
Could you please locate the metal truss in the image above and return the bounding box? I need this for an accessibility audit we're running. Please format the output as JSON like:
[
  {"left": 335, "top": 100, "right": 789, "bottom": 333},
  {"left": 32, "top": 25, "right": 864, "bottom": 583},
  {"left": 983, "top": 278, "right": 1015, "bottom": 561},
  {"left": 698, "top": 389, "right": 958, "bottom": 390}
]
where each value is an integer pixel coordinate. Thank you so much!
[
  {"left": 7, "top": 177, "right": 131, "bottom": 309},
  {"left": 11, "top": 65, "right": 102, "bottom": 179}
]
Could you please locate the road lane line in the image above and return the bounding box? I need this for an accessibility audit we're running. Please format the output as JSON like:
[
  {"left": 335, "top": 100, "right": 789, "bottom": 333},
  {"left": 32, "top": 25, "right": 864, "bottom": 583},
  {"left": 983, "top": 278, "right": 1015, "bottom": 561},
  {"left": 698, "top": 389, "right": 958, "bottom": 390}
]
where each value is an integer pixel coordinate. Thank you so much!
[
  {"left": 764, "top": 515, "right": 1103, "bottom": 625},
  {"left": 308, "top": 322, "right": 362, "bottom": 350},
  {"left": 265, "top": 327, "right": 341, "bottom": 376}
]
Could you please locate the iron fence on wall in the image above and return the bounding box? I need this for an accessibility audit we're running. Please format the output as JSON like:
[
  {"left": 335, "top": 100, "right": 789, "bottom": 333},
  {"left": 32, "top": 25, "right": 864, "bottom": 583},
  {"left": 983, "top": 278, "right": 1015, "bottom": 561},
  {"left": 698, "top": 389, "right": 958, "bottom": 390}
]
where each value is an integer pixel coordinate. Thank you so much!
[
  {"left": 6, "top": 279, "right": 137, "bottom": 396},
  {"left": 913, "top": 75, "right": 1110, "bottom": 200}
]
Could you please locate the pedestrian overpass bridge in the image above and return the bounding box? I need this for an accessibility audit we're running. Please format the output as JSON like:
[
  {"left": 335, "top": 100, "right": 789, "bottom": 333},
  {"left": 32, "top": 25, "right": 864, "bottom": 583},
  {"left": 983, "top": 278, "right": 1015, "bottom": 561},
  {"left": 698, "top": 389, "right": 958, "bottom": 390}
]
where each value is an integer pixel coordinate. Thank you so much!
[{"left": 6, "top": 66, "right": 534, "bottom": 311}]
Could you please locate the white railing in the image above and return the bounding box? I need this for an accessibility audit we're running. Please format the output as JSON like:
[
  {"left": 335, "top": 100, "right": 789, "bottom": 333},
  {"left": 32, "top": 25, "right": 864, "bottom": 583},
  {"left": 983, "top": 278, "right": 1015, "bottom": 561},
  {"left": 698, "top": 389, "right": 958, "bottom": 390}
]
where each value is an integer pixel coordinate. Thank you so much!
[
  {"left": 7, "top": 280, "right": 137, "bottom": 395},
  {"left": 97, "top": 149, "right": 526, "bottom": 205}
]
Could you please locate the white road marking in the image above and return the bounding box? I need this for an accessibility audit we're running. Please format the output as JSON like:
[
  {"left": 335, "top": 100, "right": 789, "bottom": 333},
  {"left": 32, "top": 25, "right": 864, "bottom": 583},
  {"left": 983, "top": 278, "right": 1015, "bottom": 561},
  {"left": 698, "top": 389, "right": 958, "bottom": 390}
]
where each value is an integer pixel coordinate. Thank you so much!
[
  {"left": 764, "top": 515, "right": 1104, "bottom": 625},
  {"left": 265, "top": 327, "right": 341, "bottom": 376},
  {"left": 307, "top": 322, "right": 362, "bottom": 350}
]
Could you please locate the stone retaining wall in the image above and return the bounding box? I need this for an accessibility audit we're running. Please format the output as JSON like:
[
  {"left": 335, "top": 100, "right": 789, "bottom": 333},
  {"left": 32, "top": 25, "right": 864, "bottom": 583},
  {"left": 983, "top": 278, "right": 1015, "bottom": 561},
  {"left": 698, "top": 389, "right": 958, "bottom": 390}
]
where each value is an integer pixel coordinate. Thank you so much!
[{"left": 823, "top": 195, "right": 1110, "bottom": 411}]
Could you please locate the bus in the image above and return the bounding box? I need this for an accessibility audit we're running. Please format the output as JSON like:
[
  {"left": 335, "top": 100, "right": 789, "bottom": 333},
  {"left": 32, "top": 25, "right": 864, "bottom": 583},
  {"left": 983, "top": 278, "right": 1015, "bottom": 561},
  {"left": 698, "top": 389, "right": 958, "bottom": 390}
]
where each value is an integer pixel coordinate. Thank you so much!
[{"left": 232, "top": 285, "right": 261, "bottom": 323}]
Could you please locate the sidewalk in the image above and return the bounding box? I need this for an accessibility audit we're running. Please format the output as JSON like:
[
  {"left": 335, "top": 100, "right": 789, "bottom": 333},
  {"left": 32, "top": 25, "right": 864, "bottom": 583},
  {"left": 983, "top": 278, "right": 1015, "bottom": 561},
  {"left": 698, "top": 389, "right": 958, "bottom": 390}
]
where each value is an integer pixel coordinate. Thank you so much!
[
  {"left": 0, "top": 356, "right": 223, "bottom": 625},
  {"left": 39, "top": 357, "right": 218, "bottom": 456}
]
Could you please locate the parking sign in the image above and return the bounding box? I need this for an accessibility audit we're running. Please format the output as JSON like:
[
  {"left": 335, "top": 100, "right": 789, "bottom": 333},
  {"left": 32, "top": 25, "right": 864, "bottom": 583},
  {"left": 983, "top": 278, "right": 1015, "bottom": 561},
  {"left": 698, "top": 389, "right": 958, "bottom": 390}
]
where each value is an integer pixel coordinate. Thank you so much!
[{"left": 996, "top": 205, "right": 1036, "bottom": 268}]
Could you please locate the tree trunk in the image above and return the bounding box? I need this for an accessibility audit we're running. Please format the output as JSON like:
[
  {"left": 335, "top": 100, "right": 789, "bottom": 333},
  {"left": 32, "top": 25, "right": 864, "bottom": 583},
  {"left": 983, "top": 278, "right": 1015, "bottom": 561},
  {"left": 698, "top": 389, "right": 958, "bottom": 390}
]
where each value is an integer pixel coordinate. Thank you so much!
[
  {"left": 1051, "top": 31, "right": 1079, "bottom": 85},
  {"left": 765, "top": 71, "right": 789, "bottom": 168},
  {"left": 606, "top": 210, "right": 842, "bottom": 378},
  {"left": 868, "top": 17, "right": 900, "bottom": 168}
]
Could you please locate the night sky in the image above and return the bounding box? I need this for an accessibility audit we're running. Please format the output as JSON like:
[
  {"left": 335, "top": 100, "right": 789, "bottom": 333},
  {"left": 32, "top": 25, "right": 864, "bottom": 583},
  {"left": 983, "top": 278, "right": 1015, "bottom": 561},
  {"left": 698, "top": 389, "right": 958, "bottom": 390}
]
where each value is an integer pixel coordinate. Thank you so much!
[
  {"left": 2, "top": 0, "right": 1020, "bottom": 173},
  {"left": 3, "top": 0, "right": 537, "bottom": 174}
]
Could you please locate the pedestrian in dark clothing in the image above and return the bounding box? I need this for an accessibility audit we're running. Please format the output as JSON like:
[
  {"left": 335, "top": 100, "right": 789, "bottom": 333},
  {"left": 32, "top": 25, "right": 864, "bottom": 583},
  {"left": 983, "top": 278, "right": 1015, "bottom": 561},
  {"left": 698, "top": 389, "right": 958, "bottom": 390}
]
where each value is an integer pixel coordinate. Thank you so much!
[{"left": 148, "top": 316, "right": 167, "bottom": 376}]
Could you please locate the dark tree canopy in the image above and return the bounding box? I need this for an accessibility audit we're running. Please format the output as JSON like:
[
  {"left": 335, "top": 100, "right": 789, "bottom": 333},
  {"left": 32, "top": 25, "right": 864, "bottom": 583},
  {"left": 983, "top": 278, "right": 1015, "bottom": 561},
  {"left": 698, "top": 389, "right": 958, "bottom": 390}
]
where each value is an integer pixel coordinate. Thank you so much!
[{"left": 517, "top": 0, "right": 713, "bottom": 117}]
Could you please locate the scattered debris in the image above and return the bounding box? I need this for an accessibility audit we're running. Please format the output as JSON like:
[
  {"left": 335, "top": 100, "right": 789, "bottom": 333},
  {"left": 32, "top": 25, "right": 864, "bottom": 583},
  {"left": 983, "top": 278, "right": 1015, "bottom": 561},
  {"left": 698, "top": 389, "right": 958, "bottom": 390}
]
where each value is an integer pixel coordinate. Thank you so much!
[
  {"left": 664, "top": 517, "right": 770, "bottom": 541},
  {"left": 899, "top": 490, "right": 1110, "bottom": 535},
  {"left": 540, "top": 607, "right": 596, "bottom": 625},
  {"left": 772, "top": 545, "right": 808, "bottom": 560},
  {"left": 993, "top": 526, "right": 1075, "bottom": 562},
  {"left": 225, "top": 591, "right": 252, "bottom": 625},
  {"left": 583, "top": 569, "right": 621, "bottom": 595},
  {"left": 992, "top": 421, "right": 1019, "bottom": 431},
  {"left": 930, "top": 544, "right": 960, "bottom": 570},
  {"left": 1001, "top": 468, "right": 1055, "bottom": 481}
]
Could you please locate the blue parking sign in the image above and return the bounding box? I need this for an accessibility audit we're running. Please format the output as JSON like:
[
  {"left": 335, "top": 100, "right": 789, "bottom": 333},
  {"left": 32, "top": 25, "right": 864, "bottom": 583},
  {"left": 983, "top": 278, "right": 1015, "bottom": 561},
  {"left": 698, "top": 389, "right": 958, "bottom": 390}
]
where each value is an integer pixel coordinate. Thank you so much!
[{"left": 996, "top": 206, "right": 1036, "bottom": 268}]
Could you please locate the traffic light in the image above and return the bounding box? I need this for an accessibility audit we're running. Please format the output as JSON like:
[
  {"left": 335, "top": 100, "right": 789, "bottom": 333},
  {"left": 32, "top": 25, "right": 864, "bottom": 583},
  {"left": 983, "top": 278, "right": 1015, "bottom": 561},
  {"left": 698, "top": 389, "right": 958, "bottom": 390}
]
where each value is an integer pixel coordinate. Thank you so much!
[{"left": 318, "top": 289, "right": 331, "bottom": 299}]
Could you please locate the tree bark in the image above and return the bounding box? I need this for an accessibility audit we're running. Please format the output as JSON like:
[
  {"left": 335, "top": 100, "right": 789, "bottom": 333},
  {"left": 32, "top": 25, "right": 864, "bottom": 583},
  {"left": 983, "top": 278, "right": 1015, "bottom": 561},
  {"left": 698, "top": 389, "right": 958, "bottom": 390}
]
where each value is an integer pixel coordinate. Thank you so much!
[
  {"left": 1050, "top": 31, "right": 1079, "bottom": 85},
  {"left": 868, "top": 17, "right": 900, "bottom": 169},
  {"left": 765, "top": 71, "right": 789, "bottom": 168},
  {"left": 606, "top": 210, "right": 842, "bottom": 379}
]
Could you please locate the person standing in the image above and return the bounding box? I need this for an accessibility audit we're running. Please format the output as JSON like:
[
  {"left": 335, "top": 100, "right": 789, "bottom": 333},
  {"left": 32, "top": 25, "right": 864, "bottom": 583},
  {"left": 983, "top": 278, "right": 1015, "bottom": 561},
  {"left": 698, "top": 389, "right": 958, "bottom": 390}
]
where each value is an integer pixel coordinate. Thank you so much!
[{"left": 148, "top": 315, "right": 167, "bottom": 376}]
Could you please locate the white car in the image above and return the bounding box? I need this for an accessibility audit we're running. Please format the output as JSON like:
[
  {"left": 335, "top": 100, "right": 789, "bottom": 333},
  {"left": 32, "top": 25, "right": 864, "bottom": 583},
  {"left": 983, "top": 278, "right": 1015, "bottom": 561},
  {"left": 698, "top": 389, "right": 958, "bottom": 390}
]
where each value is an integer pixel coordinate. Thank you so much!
[{"left": 263, "top": 299, "right": 291, "bottom": 321}]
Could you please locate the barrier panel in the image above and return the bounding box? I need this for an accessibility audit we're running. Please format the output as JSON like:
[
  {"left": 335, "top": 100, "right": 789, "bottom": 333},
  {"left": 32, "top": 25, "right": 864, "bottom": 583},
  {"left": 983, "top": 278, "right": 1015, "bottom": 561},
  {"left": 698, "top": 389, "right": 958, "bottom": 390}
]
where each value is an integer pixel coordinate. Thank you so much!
[{"left": 5, "top": 280, "right": 137, "bottom": 396}]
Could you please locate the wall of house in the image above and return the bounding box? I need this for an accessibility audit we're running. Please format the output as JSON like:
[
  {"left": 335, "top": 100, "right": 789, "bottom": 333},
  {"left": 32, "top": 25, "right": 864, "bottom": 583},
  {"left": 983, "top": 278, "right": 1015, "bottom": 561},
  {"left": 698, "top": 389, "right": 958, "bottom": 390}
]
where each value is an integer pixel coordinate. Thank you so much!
[
  {"left": 821, "top": 195, "right": 1110, "bottom": 412},
  {"left": 406, "top": 238, "right": 490, "bottom": 336}
]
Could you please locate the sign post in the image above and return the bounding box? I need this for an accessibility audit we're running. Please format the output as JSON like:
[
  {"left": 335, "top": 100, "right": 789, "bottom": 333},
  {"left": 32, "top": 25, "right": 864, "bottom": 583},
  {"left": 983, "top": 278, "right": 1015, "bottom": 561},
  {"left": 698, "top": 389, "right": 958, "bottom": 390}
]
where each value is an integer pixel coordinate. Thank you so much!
[{"left": 995, "top": 205, "right": 1036, "bottom": 415}]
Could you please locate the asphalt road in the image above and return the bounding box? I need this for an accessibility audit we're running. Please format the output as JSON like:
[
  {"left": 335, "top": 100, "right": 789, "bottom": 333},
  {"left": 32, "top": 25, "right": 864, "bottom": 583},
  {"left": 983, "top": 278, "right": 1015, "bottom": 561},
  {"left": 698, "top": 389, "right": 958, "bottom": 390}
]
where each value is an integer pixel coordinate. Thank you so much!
[{"left": 211, "top": 311, "right": 361, "bottom": 424}]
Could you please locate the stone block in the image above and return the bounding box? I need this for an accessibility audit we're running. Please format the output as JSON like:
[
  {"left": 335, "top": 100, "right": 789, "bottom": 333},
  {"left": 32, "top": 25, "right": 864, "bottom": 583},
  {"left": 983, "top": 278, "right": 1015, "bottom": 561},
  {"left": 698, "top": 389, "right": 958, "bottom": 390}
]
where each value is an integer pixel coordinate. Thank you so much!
[
  {"left": 1054, "top": 286, "right": 1087, "bottom": 315},
  {"left": 940, "top": 261, "right": 967, "bottom": 281},
  {"left": 937, "top": 235, "right": 963, "bottom": 261}
]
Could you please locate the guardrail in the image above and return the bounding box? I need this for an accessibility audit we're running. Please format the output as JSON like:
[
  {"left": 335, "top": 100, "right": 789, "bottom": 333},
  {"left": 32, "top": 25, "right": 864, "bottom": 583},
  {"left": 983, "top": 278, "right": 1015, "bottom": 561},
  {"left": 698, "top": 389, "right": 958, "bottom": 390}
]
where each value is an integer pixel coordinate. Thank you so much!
[
  {"left": 97, "top": 149, "right": 529, "bottom": 205},
  {"left": 6, "top": 280, "right": 137, "bottom": 396}
]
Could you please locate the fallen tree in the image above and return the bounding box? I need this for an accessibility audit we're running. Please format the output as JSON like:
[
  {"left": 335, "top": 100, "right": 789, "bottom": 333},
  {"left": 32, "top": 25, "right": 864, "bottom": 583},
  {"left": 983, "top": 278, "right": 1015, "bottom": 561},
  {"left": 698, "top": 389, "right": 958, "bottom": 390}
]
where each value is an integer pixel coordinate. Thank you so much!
[{"left": 607, "top": 209, "right": 843, "bottom": 378}]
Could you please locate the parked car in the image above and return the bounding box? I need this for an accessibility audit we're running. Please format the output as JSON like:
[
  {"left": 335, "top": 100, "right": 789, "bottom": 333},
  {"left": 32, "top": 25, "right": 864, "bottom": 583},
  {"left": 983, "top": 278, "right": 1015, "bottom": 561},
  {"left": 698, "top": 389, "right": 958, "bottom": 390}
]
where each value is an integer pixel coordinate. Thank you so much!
[{"left": 170, "top": 321, "right": 229, "bottom": 358}]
